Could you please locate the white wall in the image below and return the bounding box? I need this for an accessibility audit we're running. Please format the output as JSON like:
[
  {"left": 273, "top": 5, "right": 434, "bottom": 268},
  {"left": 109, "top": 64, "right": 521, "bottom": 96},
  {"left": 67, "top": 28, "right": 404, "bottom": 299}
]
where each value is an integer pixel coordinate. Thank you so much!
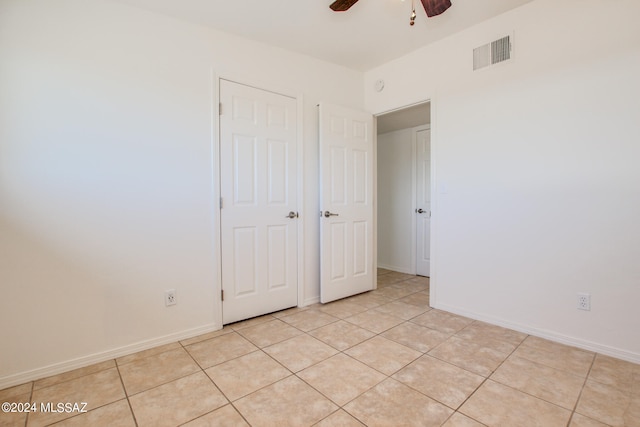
[
  {"left": 377, "top": 128, "right": 414, "bottom": 274},
  {"left": 365, "top": 0, "right": 640, "bottom": 361},
  {"left": 0, "top": 0, "right": 363, "bottom": 386}
]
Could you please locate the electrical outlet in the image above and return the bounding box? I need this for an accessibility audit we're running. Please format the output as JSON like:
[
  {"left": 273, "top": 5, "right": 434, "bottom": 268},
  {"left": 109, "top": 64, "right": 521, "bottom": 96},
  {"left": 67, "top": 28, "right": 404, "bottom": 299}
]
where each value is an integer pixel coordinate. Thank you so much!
[
  {"left": 165, "top": 289, "right": 177, "bottom": 306},
  {"left": 577, "top": 293, "right": 590, "bottom": 311}
]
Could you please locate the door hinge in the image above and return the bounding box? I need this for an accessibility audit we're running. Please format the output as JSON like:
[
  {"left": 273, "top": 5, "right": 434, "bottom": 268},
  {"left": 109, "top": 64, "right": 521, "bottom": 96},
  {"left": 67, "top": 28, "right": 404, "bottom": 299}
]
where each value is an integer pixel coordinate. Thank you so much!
[
  {"left": 221, "top": 289, "right": 224, "bottom": 301},
  {"left": 219, "top": 103, "right": 223, "bottom": 115},
  {"left": 220, "top": 197, "right": 223, "bottom": 209}
]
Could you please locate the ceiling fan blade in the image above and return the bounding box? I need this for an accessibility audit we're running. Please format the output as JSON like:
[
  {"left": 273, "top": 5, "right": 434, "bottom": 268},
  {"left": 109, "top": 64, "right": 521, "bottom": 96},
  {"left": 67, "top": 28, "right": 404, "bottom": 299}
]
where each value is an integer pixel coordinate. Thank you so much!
[
  {"left": 420, "top": 0, "right": 452, "bottom": 17},
  {"left": 330, "top": 0, "right": 359, "bottom": 12}
]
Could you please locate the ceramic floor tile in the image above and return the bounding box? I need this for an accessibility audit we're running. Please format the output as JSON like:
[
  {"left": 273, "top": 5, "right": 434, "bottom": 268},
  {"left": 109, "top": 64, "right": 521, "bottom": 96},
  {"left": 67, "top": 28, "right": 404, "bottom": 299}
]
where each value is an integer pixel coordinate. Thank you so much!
[
  {"left": 28, "top": 368, "right": 125, "bottom": 427},
  {"left": 129, "top": 371, "right": 227, "bottom": 427},
  {"left": 116, "top": 342, "right": 182, "bottom": 366},
  {"left": 588, "top": 353, "right": 640, "bottom": 394},
  {"left": 399, "top": 292, "right": 431, "bottom": 307},
  {"left": 316, "top": 300, "right": 367, "bottom": 319},
  {"left": 460, "top": 380, "right": 571, "bottom": 427},
  {"left": 279, "top": 310, "right": 339, "bottom": 332},
  {"left": 313, "top": 409, "right": 365, "bottom": 427},
  {"left": 491, "top": 355, "right": 585, "bottom": 409},
  {"left": 204, "top": 351, "right": 290, "bottom": 401},
  {"left": 428, "top": 335, "right": 509, "bottom": 377},
  {"left": 33, "top": 360, "right": 116, "bottom": 391},
  {"left": 575, "top": 379, "right": 640, "bottom": 426},
  {"left": 370, "top": 285, "right": 415, "bottom": 300},
  {"left": 235, "top": 319, "right": 303, "bottom": 347},
  {"left": 393, "top": 355, "right": 484, "bottom": 409},
  {"left": 298, "top": 353, "right": 386, "bottom": 406},
  {"left": 402, "top": 275, "right": 430, "bottom": 286},
  {"left": 411, "top": 310, "right": 474, "bottom": 334},
  {"left": 228, "top": 314, "right": 275, "bottom": 331},
  {"left": 344, "top": 378, "right": 453, "bottom": 427},
  {"left": 373, "top": 300, "right": 428, "bottom": 320},
  {"left": 0, "top": 391, "right": 30, "bottom": 427},
  {"left": 376, "top": 268, "right": 392, "bottom": 275},
  {"left": 392, "top": 282, "right": 428, "bottom": 294},
  {"left": 118, "top": 347, "right": 201, "bottom": 395},
  {"left": 344, "top": 310, "right": 404, "bottom": 334},
  {"left": 454, "top": 321, "right": 527, "bottom": 354},
  {"left": 345, "top": 336, "right": 422, "bottom": 376},
  {"left": 234, "top": 376, "right": 337, "bottom": 427},
  {"left": 0, "top": 382, "right": 32, "bottom": 401},
  {"left": 185, "top": 332, "right": 258, "bottom": 369},
  {"left": 375, "top": 273, "right": 408, "bottom": 287},
  {"left": 271, "top": 305, "right": 312, "bottom": 319},
  {"left": 309, "top": 320, "right": 376, "bottom": 351},
  {"left": 16, "top": 276, "right": 640, "bottom": 427},
  {"left": 50, "top": 399, "right": 135, "bottom": 427},
  {"left": 263, "top": 334, "right": 338, "bottom": 372},
  {"left": 345, "top": 292, "right": 392, "bottom": 309},
  {"left": 182, "top": 404, "right": 250, "bottom": 427},
  {"left": 513, "top": 336, "right": 595, "bottom": 377},
  {"left": 179, "top": 327, "right": 233, "bottom": 346},
  {"left": 569, "top": 413, "right": 610, "bottom": 427},
  {"left": 441, "top": 412, "right": 486, "bottom": 427},
  {"left": 381, "top": 322, "right": 450, "bottom": 353}
]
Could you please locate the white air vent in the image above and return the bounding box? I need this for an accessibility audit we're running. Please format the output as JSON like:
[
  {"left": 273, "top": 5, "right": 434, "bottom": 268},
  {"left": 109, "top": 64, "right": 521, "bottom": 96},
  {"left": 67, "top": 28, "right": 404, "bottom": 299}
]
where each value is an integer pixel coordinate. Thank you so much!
[{"left": 473, "top": 35, "right": 512, "bottom": 71}]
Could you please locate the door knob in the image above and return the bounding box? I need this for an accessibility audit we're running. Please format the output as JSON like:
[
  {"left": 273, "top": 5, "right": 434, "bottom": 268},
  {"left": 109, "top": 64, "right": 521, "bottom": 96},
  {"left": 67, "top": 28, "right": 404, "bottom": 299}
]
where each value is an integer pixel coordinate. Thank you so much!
[
  {"left": 323, "top": 211, "right": 339, "bottom": 218},
  {"left": 416, "top": 208, "right": 425, "bottom": 214},
  {"left": 286, "top": 211, "right": 298, "bottom": 218}
]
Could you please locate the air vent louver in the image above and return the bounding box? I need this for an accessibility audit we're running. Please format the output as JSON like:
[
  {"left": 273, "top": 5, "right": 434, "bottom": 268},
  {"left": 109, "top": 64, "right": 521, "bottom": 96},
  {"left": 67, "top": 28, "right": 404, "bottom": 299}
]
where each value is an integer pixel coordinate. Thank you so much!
[{"left": 473, "top": 35, "right": 512, "bottom": 71}]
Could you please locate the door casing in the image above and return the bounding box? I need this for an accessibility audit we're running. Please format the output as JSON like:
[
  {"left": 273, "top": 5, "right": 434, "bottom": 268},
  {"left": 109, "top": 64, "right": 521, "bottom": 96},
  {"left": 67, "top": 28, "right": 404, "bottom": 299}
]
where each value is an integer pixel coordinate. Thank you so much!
[{"left": 374, "top": 100, "right": 433, "bottom": 280}]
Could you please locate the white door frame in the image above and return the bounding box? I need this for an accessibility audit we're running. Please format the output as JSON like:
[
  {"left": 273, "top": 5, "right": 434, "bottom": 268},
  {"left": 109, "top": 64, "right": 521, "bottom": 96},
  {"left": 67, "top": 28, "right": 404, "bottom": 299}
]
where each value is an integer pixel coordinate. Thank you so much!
[
  {"left": 212, "top": 74, "right": 305, "bottom": 328},
  {"left": 373, "top": 99, "right": 434, "bottom": 279}
]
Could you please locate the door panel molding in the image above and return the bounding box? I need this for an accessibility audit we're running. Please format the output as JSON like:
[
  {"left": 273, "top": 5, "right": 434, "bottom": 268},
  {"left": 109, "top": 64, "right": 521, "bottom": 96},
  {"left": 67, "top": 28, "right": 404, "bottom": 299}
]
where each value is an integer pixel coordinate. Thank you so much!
[
  {"left": 319, "top": 103, "right": 375, "bottom": 303},
  {"left": 217, "top": 77, "right": 303, "bottom": 325}
]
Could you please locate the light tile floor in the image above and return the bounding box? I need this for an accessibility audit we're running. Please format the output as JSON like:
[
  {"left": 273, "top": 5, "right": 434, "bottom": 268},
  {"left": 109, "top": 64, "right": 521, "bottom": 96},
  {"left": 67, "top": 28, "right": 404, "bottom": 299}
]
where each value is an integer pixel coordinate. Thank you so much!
[{"left": 2, "top": 269, "right": 639, "bottom": 426}]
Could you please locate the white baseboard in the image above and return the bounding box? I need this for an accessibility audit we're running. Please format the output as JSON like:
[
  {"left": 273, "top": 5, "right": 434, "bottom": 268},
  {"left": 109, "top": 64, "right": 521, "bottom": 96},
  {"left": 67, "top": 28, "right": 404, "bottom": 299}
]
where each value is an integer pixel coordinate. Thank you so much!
[
  {"left": 377, "top": 263, "right": 414, "bottom": 275},
  {"left": 303, "top": 296, "right": 320, "bottom": 306},
  {"left": 0, "top": 323, "right": 222, "bottom": 390},
  {"left": 433, "top": 301, "right": 640, "bottom": 364}
]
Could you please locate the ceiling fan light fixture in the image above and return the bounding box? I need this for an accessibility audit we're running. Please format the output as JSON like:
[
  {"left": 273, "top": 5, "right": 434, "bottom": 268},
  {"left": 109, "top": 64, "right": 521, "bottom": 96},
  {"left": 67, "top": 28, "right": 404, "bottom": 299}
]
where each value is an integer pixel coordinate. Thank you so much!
[
  {"left": 329, "top": 0, "right": 453, "bottom": 26},
  {"left": 329, "top": 0, "right": 359, "bottom": 12},
  {"left": 410, "top": 0, "right": 417, "bottom": 26},
  {"left": 420, "top": 0, "right": 452, "bottom": 17}
]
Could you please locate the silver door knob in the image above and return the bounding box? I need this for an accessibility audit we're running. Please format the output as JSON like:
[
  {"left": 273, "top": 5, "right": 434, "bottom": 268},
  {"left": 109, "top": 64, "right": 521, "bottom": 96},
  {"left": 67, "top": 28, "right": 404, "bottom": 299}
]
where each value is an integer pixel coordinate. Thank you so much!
[
  {"left": 286, "top": 211, "right": 298, "bottom": 218},
  {"left": 416, "top": 208, "right": 425, "bottom": 214},
  {"left": 323, "top": 211, "right": 339, "bottom": 218}
]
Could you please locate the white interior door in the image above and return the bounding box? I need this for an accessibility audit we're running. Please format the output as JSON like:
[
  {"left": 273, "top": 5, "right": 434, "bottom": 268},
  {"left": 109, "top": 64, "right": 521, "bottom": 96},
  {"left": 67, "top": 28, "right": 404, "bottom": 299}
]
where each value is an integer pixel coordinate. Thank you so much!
[
  {"left": 220, "top": 79, "right": 298, "bottom": 324},
  {"left": 415, "top": 126, "right": 431, "bottom": 277},
  {"left": 319, "top": 103, "right": 374, "bottom": 303}
]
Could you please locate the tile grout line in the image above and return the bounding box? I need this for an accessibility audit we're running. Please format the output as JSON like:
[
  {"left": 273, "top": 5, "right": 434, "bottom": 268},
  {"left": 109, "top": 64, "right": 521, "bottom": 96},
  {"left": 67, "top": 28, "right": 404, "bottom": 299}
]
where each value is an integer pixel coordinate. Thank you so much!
[
  {"left": 448, "top": 329, "right": 532, "bottom": 426},
  {"left": 565, "top": 351, "right": 597, "bottom": 427},
  {"left": 23, "top": 381, "right": 34, "bottom": 427},
  {"left": 178, "top": 338, "right": 254, "bottom": 427},
  {"left": 115, "top": 361, "right": 140, "bottom": 427}
]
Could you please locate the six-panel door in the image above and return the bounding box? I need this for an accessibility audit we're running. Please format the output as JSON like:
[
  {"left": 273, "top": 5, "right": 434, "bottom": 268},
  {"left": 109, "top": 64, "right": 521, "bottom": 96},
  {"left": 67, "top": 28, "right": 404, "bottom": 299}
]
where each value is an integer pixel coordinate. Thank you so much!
[
  {"left": 319, "top": 103, "right": 374, "bottom": 303},
  {"left": 220, "top": 80, "right": 298, "bottom": 324}
]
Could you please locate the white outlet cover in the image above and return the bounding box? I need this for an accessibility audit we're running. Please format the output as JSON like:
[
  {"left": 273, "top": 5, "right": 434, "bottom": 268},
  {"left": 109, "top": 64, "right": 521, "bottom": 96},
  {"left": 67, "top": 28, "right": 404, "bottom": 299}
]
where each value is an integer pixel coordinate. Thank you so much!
[
  {"left": 577, "top": 293, "right": 590, "bottom": 311},
  {"left": 165, "top": 289, "right": 177, "bottom": 306}
]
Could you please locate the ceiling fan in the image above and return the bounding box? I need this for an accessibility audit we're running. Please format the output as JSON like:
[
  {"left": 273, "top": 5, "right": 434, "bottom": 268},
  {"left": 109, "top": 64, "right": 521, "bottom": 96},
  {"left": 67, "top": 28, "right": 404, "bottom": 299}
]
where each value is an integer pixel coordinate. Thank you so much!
[{"left": 330, "top": 0, "right": 452, "bottom": 25}]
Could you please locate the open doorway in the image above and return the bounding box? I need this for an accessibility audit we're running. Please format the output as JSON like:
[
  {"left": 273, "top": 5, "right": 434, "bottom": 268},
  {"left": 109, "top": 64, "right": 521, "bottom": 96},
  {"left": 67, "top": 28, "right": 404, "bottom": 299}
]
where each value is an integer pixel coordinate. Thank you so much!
[{"left": 376, "top": 102, "right": 431, "bottom": 277}]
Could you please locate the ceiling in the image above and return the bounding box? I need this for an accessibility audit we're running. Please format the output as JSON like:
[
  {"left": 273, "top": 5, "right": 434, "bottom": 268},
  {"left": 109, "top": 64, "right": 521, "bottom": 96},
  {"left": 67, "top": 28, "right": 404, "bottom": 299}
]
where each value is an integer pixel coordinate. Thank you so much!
[
  {"left": 377, "top": 102, "right": 430, "bottom": 134},
  {"left": 110, "top": 0, "right": 534, "bottom": 72}
]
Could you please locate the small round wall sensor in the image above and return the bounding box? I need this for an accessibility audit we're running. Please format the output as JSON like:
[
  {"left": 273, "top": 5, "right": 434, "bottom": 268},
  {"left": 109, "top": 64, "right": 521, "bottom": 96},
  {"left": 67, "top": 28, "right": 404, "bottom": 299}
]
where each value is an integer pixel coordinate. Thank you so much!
[{"left": 374, "top": 79, "right": 385, "bottom": 92}]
